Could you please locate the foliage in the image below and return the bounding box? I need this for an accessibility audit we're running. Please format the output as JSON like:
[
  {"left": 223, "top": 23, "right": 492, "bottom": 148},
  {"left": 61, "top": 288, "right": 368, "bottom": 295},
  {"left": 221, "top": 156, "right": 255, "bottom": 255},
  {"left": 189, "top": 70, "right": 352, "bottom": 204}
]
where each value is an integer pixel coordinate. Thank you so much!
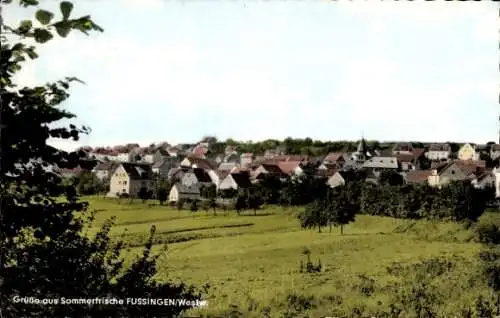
[
  {"left": 298, "top": 199, "right": 329, "bottom": 233},
  {"left": 358, "top": 181, "right": 490, "bottom": 222},
  {"left": 157, "top": 187, "right": 168, "bottom": 205},
  {"left": 176, "top": 198, "right": 184, "bottom": 210},
  {"left": 74, "top": 170, "right": 106, "bottom": 195},
  {"left": 299, "top": 248, "right": 322, "bottom": 273},
  {"left": 475, "top": 221, "right": 500, "bottom": 245},
  {"left": 325, "top": 186, "right": 358, "bottom": 234},
  {"left": 0, "top": 2, "right": 203, "bottom": 316},
  {"left": 235, "top": 194, "right": 247, "bottom": 215},
  {"left": 190, "top": 199, "right": 199, "bottom": 213},
  {"left": 137, "top": 186, "right": 151, "bottom": 203},
  {"left": 379, "top": 169, "right": 404, "bottom": 186}
]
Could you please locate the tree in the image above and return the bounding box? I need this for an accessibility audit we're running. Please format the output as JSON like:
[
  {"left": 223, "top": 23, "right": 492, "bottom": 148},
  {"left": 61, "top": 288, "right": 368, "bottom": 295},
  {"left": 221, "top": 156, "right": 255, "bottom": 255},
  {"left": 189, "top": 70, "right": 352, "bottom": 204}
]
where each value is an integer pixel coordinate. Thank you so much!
[
  {"left": 248, "top": 194, "right": 263, "bottom": 215},
  {"left": 190, "top": 199, "right": 199, "bottom": 217},
  {"left": 208, "top": 197, "right": 217, "bottom": 215},
  {"left": 379, "top": 170, "right": 404, "bottom": 186},
  {"left": 157, "top": 187, "right": 168, "bottom": 205},
  {"left": 325, "top": 187, "right": 358, "bottom": 235},
  {"left": 137, "top": 186, "right": 150, "bottom": 203},
  {"left": 478, "top": 247, "right": 500, "bottom": 315},
  {"left": 298, "top": 199, "right": 329, "bottom": 233},
  {"left": 75, "top": 170, "right": 106, "bottom": 195},
  {"left": 441, "top": 181, "right": 488, "bottom": 222},
  {"left": 0, "top": 2, "right": 204, "bottom": 317},
  {"left": 235, "top": 194, "right": 247, "bottom": 215}
]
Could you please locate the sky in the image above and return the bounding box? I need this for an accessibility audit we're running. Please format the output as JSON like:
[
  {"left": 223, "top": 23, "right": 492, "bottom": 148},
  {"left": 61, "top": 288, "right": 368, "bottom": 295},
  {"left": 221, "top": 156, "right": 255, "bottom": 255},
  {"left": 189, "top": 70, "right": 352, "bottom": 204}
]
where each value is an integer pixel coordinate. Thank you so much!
[{"left": 5, "top": 0, "right": 499, "bottom": 150}]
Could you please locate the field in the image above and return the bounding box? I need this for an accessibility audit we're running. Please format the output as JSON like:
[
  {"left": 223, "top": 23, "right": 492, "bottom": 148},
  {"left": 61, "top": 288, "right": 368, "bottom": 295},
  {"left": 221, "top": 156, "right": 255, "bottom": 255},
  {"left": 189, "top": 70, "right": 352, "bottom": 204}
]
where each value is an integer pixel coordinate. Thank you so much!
[{"left": 84, "top": 196, "right": 495, "bottom": 317}]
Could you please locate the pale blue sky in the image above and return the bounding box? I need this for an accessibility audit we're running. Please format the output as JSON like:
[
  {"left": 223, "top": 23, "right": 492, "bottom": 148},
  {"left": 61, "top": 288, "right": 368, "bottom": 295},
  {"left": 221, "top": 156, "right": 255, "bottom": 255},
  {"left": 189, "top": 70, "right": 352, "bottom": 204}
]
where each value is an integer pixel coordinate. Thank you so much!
[{"left": 6, "top": 0, "right": 499, "bottom": 150}]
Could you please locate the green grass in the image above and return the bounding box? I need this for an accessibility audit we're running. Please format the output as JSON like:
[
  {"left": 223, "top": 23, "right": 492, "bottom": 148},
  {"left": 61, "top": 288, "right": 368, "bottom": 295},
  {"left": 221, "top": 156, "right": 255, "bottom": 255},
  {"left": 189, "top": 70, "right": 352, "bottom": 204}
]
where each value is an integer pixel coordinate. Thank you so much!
[{"left": 82, "top": 196, "right": 496, "bottom": 317}]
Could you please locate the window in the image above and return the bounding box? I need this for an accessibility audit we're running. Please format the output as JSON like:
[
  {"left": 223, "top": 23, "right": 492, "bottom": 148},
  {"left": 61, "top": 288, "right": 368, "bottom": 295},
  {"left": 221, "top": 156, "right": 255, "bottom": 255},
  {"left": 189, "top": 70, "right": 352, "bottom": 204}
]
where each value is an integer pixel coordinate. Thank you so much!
[
  {"left": 451, "top": 170, "right": 455, "bottom": 174},
  {"left": 123, "top": 181, "right": 127, "bottom": 185}
]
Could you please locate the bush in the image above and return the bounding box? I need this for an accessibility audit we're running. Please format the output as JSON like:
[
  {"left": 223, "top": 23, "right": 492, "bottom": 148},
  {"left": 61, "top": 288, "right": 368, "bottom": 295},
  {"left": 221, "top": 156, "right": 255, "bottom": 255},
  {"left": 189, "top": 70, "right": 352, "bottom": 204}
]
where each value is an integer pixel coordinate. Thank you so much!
[{"left": 475, "top": 222, "right": 500, "bottom": 245}]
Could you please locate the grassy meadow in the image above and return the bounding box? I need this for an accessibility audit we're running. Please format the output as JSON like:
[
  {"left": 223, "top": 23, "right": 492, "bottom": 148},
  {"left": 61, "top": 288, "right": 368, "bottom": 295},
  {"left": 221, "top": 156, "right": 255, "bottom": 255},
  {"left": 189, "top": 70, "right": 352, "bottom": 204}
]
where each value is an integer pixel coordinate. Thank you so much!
[{"left": 83, "top": 196, "right": 497, "bottom": 317}]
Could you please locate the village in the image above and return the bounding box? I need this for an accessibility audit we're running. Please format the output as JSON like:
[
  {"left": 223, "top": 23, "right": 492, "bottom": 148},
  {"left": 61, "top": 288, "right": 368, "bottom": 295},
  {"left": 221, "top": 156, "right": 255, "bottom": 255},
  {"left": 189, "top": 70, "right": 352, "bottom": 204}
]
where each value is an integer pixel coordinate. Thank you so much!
[{"left": 59, "top": 137, "right": 500, "bottom": 201}]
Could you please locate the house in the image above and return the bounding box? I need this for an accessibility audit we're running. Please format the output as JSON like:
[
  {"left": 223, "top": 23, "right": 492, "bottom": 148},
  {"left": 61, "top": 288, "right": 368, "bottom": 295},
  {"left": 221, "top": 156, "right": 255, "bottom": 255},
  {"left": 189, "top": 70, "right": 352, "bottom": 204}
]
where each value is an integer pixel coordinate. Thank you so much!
[
  {"left": 264, "top": 149, "right": 283, "bottom": 159},
  {"left": 323, "top": 152, "right": 345, "bottom": 168},
  {"left": 392, "top": 143, "right": 413, "bottom": 155},
  {"left": 490, "top": 145, "right": 500, "bottom": 161},
  {"left": 240, "top": 153, "right": 254, "bottom": 168},
  {"left": 471, "top": 170, "right": 495, "bottom": 189},
  {"left": 254, "top": 163, "right": 285, "bottom": 179},
  {"left": 426, "top": 144, "right": 451, "bottom": 161},
  {"left": 326, "top": 171, "right": 345, "bottom": 188},
  {"left": 362, "top": 157, "right": 399, "bottom": 174},
  {"left": 108, "top": 163, "right": 153, "bottom": 197},
  {"left": 405, "top": 170, "right": 433, "bottom": 185},
  {"left": 396, "top": 154, "right": 416, "bottom": 172},
  {"left": 277, "top": 161, "right": 304, "bottom": 177},
  {"left": 168, "top": 183, "right": 201, "bottom": 202},
  {"left": 223, "top": 153, "right": 240, "bottom": 164},
  {"left": 166, "top": 146, "right": 181, "bottom": 157},
  {"left": 458, "top": 143, "right": 480, "bottom": 161},
  {"left": 411, "top": 148, "right": 426, "bottom": 165},
  {"left": 427, "top": 161, "right": 484, "bottom": 188},
  {"left": 152, "top": 159, "right": 175, "bottom": 180},
  {"left": 116, "top": 152, "right": 133, "bottom": 162},
  {"left": 364, "top": 169, "right": 379, "bottom": 185},
  {"left": 92, "top": 161, "right": 119, "bottom": 181},
  {"left": 314, "top": 167, "right": 336, "bottom": 178},
  {"left": 192, "top": 143, "right": 208, "bottom": 158},
  {"left": 181, "top": 168, "right": 213, "bottom": 188},
  {"left": 214, "top": 154, "right": 225, "bottom": 164},
  {"left": 225, "top": 145, "right": 237, "bottom": 155},
  {"left": 218, "top": 172, "right": 252, "bottom": 191},
  {"left": 180, "top": 156, "right": 217, "bottom": 171},
  {"left": 218, "top": 162, "right": 240, "bottom": 172},
  {"left": 493, "top": 167, "right": 500, "bottom": 197},
  {"left": 395, "top": 149, "right": 425, "bottom": 171},
  {"left": 140, "top": 154, "right": 155, "bottom": 164},
  {"left": 152, "top": 149, "right": 171, "bottom": 164}
]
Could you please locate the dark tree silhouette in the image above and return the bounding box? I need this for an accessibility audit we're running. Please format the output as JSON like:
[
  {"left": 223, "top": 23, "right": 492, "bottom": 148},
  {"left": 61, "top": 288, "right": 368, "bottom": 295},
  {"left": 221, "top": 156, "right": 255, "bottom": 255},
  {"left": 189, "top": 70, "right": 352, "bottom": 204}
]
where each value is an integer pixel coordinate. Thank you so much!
[
  {"left": 0, "top": 2, "right": 205, "bottom": 317},
  {"left": 298, "top": 200, "right": 329, "bottom": 233}
]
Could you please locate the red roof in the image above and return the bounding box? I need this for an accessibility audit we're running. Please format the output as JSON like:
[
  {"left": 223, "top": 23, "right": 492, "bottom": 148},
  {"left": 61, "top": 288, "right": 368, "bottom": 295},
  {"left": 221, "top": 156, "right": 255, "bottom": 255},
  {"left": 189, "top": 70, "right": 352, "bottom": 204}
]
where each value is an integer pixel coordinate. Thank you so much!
[
  {"left": 406, "top": 170, "right": 432, "bottom": 184},
  {"left": 396, "top": 153, "right": 414, "bottom": 163},
  {"left": 324, "top": 152, "right": 344, "bottom": 162},
  {"left": 277, "top": 161, "right": 301, "bottom": 175},
  {"left": 411, "top": 148, "right": 426, "bottom": 159},
  {"left": 192, "top": 144, "right": 208, "bottom": 156}
]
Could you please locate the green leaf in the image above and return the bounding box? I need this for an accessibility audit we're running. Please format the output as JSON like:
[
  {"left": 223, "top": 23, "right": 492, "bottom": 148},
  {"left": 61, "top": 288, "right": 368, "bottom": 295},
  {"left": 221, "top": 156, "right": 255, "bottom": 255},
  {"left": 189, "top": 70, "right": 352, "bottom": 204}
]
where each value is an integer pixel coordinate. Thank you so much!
[
  {"left": 60, "top": 1, "right": 74, "bottom": 20},
  {"left": 26, "top": 47, "right": 39, "bottom": 59},
  {"left": 54, "top": 21, "right": 71, "bottom": 38},
  {"left": 35, "top": 10, "right": 54, "bottom": 25},
  {"left": 19, "top": 0, "right": 39, "bottom": 7},
  {"left": 33, "top": 29, "right": 54, "bottom": 43},
  {"left": 19, "top": 20, "right": 33, "bottom": 30}
]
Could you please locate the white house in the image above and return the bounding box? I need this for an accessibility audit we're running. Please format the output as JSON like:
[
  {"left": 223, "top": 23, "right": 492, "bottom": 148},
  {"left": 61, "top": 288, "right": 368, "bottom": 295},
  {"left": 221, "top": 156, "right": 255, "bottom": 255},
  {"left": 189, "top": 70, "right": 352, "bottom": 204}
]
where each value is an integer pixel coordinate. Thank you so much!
[
  {"left": 326, "top": 172, "right": 345, "bottom": 188},
  {"left": 426, "top": 144, "right": 451, "bottom": 161},
  {"left": 92, "top": 161, "right": 119, "bottom": 181},
  {"left": 471, "top": 170, "right": 495, "bottom": 190},
  {"left": 218, "top": 172, "right": 252, "bottom": 191},
  {"left": 116, "top": 152, "right": 133, "bottom": 162},
  {"left": 141, "top": 154, "right": 155, "bottom": 164},
  {"left": 181, "top": 168, "right": 213, "bottom": 188},
  {"left": 493, "top": 167, "right": 500, "bottom": 198},
  {"left": 168, "top": 183, "right": 200, "bottom": 202}
]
